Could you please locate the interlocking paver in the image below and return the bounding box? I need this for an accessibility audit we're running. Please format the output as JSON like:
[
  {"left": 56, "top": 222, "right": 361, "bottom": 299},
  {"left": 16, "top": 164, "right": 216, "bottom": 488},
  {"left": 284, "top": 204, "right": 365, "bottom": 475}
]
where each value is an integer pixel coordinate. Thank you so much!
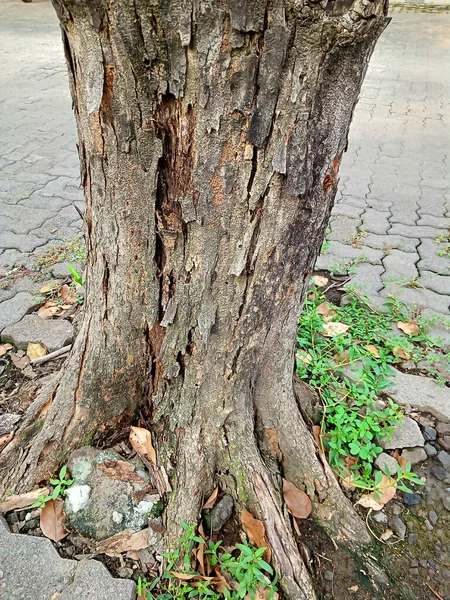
[{"left": 318, "top": 9, "right": 450, "bottom": 319}]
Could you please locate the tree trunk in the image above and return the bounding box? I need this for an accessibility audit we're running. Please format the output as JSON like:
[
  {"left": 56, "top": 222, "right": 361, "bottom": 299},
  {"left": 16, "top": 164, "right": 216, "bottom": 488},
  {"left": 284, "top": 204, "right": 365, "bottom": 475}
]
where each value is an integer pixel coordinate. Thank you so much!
[{"left": 0, "top": 1, "right": 388, "bottom": 597}]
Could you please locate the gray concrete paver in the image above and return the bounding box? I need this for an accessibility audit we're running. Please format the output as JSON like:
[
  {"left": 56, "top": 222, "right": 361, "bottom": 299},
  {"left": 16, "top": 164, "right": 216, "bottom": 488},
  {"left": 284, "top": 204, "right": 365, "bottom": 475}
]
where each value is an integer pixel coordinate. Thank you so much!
[{"left": 318, "top": 10, "right": 450, "bottom": 319}]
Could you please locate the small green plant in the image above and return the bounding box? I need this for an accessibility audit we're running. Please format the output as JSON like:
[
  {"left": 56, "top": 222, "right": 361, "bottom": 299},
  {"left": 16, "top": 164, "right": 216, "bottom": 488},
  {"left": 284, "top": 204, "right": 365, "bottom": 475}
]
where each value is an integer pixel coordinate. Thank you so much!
[
  {"left": 345, "top": 230, "right": 367, "bottom": 249},
  {"left": 327, "top": 255, "right": 368, "bottom": 276},
  {"left": 68, "top": 264, "right": 84, "bottom": 286},
  {"left": 34, "top": 236, "right": 87, "bottom": 269},
  {"left": 296, "top": 286, "right": 443, "bottom": 492},
  {"left": 138, "top": 523, "right": 278, "bottom": 600},
  {"left": 434, "top": 228, "right": 450, "bottom": 261},
  {"left": 31, "top": 465, "right": 73, "bottom": 508}
]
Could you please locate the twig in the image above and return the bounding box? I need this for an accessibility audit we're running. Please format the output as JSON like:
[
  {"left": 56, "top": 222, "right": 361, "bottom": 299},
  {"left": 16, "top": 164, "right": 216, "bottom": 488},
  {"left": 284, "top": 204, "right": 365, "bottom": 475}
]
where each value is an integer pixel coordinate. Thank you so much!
[
  {"left": 323, "top": 277, "right": 351, "bottom": 295},
  {"left": 30, "top": 345, "right": 72, "bottom": 366},
  {"left": 426, "top": 583, "right": 444, "bottom": 600}
]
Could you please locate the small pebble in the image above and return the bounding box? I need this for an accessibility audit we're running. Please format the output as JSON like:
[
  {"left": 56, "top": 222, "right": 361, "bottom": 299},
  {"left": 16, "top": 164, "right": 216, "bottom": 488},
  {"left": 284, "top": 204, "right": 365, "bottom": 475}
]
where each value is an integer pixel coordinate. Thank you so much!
[
  {"left": 410, "top": 559, "right": 418, "bottom": 567},
  {"left": 443, "top": 568, "right": 450, "bottom": 581},
  {"left": 428, "top": 559, "right": 437, "bottom": 569},
  {"left": 392, "top": 504, "right": 402, "bottom": 515},
  {"left": 419, "top": 559, "right": 427, "bottom": 568},
  {"left": 117, "top": 567, "right": 134, "bottom": 579},
  {"left": 430, "top": 465, "right": 447, "bottom": 481},
  {"left": 423, "top": 426, "right": 437, "bottom": 441},
  {"left": 409, "top": 568, "right": 419, "bottom": 576},
  {"left": 372, "top": 511, "right": 388, "bottom": 524},
  {"left": 403, "top": 492, "right": 421, "bottom": 506},
  {"left": 424, "top": 443, "right": 437, "bottom": 457},
  {"left": 438, "top": 450, "right": 450, "bottom": 470},
  {"left": 65, "top": 546, "right": 76, "bottom": 557},
  {"left": 428, "top": 511, "right": 438, "bottom": 526},
  {"left": 443, "top": 497, "right": 450, "bottom": 512},
  {"left": 389, "top": 516, "right": 406, "bottom": 539},
  {"left": 424, "top": 519, "right": 433, "bottom": 531},
  {"left": 324, "top": 570, "right": 334, "bottom": 582},
  {"left": 408, "top": 533, "right": 418, "bottom": 545}
]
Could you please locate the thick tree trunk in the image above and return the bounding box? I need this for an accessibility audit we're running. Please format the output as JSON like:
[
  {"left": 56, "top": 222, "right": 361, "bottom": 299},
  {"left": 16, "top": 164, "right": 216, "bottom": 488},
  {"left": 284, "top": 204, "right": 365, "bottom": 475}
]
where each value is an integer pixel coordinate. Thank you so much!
[{"left": 0, "top": 1, "right": 388, "bottom": 597}]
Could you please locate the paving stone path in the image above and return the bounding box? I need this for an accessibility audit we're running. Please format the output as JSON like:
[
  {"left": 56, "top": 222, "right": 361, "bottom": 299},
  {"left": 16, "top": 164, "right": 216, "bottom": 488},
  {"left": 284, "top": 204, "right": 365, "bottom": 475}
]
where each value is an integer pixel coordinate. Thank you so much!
[{"left": 316, "top": 9, "right": 450, "bottom": 337}]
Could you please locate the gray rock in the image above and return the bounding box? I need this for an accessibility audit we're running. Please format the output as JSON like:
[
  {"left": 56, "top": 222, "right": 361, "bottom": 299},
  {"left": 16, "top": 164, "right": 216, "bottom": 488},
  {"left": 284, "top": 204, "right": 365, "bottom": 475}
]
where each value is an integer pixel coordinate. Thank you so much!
[
  {"left": 0, "top": 292, "right": 35, "bottom": 333},
  {"left": 439, "top": 436, "right": 450, "bottom": 451},
  {"left": 424, "top": 519, "right": 433, "bottom": 531},
  {"left": 423, "top": 426, "right": 437, "bottom": 442},
  {"left": 424, "top": 443, "right": 437, "bottom": 457},
  {"left": 0, "top": 413, "right": 21, "bottom": 436},
  {"left": 389, "top": 516, "right": 406, "bottom": 539},
  {"left": 324, "top": 570, "right": 334, "bottom": 581},
  {"left": 208, "top": 495, "right": 234, "bottom": 533},
  {"left": 371, "top": 511, "right": 388, "bottom": 524},
  {"left": 1, "top": 314, "right": 73, "bottom": 352},
  {"left": 409, "top": 568, "right": 419, "bottom": 576},
  {"left": 375, "top": 452, "right": 398, "bottom": 475},
  {"left": 52, "top": 261, "right": 84, "bottom": 280},
  {"left": 403, "top": 492, "right": 421, "bottom": 506},
  {"left": 441, "top": 496, "right": 450, "bottom": 512},
  {"left": 387, "top": 370, "right": 450, "bottom": 422},
  {"left": 428, "top": 511, "right": 438, "bottom": 526},
  {"left": 402, "top": 447, "right": 427, "bottom": 465},
  {"left": 437, "top": 423, "right": 450, "bottom": 436},
  {"left": 438, "top": 451, "right": 450, "bottom": 470},
  {"left": 381, "top": 417, "right": 425, "bottom": 450},
  {"left": 408, "top": 533, "right": 418, "bottom": 545},
  {"left": 0, "top": 517, "right": 135, "bottom": 600},
  {"left": 430, "top": 465, "right": 447, "bottom": 481},
  {"left": 65, "top": 447, "right": 158, "bottom": 541}
]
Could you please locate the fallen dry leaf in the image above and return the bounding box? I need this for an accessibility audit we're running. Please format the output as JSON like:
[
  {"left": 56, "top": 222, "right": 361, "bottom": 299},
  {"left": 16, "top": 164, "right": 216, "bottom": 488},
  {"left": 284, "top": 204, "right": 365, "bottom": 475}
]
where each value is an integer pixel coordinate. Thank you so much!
[
  {"left": 40, "top": 499, "right": 69, "bottom": 542},
  {"left": 282, "top": 479, "right": 312, "bottom": 519},
  {"left": 203, "top": 486, "right": 219, "bottom": 509},
  {"left": 245, "top": 586, "right": 279, "bottom": 600},
  {"left": 393, "top": 450, "right": 408, "bottom": 469},
  {"left": 0, "top": 432, "right": 14, "bottom": 450},
  {"left": 356, "top": 475, "right": 396, "bottom": 511},
  {"left": 170, "top": 573, "right": 203, "bottom": 581},
  {"left": 241, "top": 509, "right": 271, "bottom": 561},
  {"left": 10, "top": 353, "right": 30, "bottom": 370},
  {"left": 365, "top": 344, "right": 380, "bottom": 358},
  {"left": 397, "top": 321, "right": 419, "bottom": 336},
  {"left": 0, "top": 487, "right": 50, "bottom": 514},
  {"left": 96, "top": 528, "right": 149, "bottom": 557},
  {"left": 38, "top": 303, "right": 60, "bottom": 319},
  {"left": 60, "top": 284, "right": 77, "bottom": 304},
  {"left": 296, "top": 350, "right": 312, "bottom": 364},
  {"left": 129, "top": 426, "right": 157, "bottom": 465},
  {"left": 316, "top": 302, "right": 337, "bottom": 323},
  {"left": 0, "top": 343, "right": 13, "bottom": 356},
  {"left": 40, "top": 283, "right": 59, "bottom": 294},
  {"left": 26, "top": 342, "right": 47, "bottom": 361},
  {"left": 322, "top": 322, "right": 349, "bottom": 337},
  {"left": 98, "top": 459, "right": 144, "bottom": 483},
  {"left": 264, "top": 428, "right": 280, "bottom": 458},
  {"left": 312, "top": 275, "right": 328, "bottom": 288},
  {"left": 312, "top": 426, "right": 322, "bottom": 449},
  {"left": 380, "top": 529, "right": 394, "bottom": 541},
  {"left": 392, "top": 347, "right": 410, "bottom": 360}
]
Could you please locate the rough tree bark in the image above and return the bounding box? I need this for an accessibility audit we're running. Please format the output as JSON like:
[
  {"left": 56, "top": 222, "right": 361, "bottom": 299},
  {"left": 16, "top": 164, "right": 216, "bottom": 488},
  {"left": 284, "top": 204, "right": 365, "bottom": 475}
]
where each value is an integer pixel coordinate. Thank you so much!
[{"left": 0, "top": 0, "right": 388, "bottom": 597}]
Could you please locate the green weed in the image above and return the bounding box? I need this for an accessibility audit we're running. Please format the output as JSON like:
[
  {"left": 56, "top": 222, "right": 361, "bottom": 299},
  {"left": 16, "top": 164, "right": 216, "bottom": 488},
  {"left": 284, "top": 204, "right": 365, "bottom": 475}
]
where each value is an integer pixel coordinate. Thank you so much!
[
  {"left": 137, "top": 523, "right": 278, "bottom": 600},
  {"left": 31, "top": 465, "right": 73, "bottom": 508}
]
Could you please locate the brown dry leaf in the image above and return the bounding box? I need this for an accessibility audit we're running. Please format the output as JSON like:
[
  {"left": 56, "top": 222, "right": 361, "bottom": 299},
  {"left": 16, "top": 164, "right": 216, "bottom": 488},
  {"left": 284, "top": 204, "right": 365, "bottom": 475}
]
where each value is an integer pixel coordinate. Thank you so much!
[
  {"left": 296, "top": 350, "right": 312, "bottom": 365},
  {"left": 312, "top": 275, "right": 328, "bottom": 288},
  {"left": 308, "top": 292, "right": 316, "bottom": 301},
  {"left": 40, "top": 282, "right": 59, "bottom": 294},
  {"left": 0, "top": 432, "right": 14, "bottom": 451},
  {"left": 0, "top": 343, "right": 13, "bottom": 356},
  {"left": 96, "top": 528, "right": 149, "bottom": 557},
  {"left": 392, "top": 450, "right": 408, "bottom": 469},
  {"left": 26, "top": 342, "right": 47, "bottom": 361},
  {"left": 241, "top": 509, "right": 271, "bottom": 561},
  {"left": 98, "top": 459, "right": 144, "bottom": 483},
  {"left": 282, "top": 479, "right": 312, "bottom": 519},
  {"left": 392, "top": 347, "right": 410, "bottom": 360},
  {"left": 316, "top": 302, "right": 332, "bottom": 316},
  {"left": 129, "top": 426, "right": 157, "bottom": 465},
  {"left": 40, "top": 499, "right": 69, "bottom": 542},
  {"left": 10, "top": 353, "right": 30, "bottom": 370},
  {"left": 380, "top": 529, "right": 394, "bottom": 541},
  {"left": 312, "top": 426, "right": 322, "bottom": 449},
  {"left": 60, "top": 284, "right": 76, "bottom": 304},
  {"left": 170, "top": 573, "right": 202, "bottom": 581},
  {"left": 245, "top": 586, "right": 278, "bottom": 600},
  {"left": 203, "top": 486, "right": 219, "bottom": 509},
  {"left": 365, "top": 344, "right": 380, "bottom": 358},
  {"left": 356, "top": 475, "right": 396, "bottom": 511},
  {"left": 38, "top": 303, "right": 60, "bottom": 319},
  {"left": 322, "top": 322, "right": 349, "bottom": 337},
  {"left": 397, "top": 321, "right": 419, "bottom": 336}
]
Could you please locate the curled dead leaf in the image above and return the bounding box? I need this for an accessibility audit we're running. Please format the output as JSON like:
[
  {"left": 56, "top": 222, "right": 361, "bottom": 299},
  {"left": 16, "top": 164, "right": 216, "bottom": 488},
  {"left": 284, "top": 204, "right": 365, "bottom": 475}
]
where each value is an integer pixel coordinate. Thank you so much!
[
  {"left": 0, "top": 432, "right": 14, "bottom": 451},
  {"left": 264, "top": 428, "right": 280, "bottom": 458},
  {"left": 241, "top": 509, "right": 271, "bottom": 562},
  {"left": 365, "top": 344, "right": 380, "bottom": 358},
  {"left": 40, "top": 498, "right": 69, "bottom": 542},
  {"left": 129, "top": 426, "right": 157, "bottom": 465},
  {"left": 26, "top": 342, "right": 47, "bottom": 361},
  {"left": 380, "top": 529, "right": 393, "bottom": 541},
  {"left": 296, "top": 350, "right": 312, "bottom": 365},
  {"left": 60, "top": 284, "right": 77, "bottom": 304},
  {"left": 38, "top": 304, "right": 60, "bottom": 319},
  {"left": 282, "top": 479, "right": 312, "bottom": 519},
  {"left": 98, "top": 459, "right": 144, "bottom": 483},
  {"left": 203, "top": 486, "right": 219, "bottom": 509},
  {"left": 322, "top": 322, "right": 349, "bottom": 337},
  {"left": 397, "top": 321, "right": 419, "bottom": 336},
  {"left": 356, "top": 475, "right": 396, "bottom": 511},
  {"left": 392, "top": 347, "right": 410, "bottom": 360},
  {"left": 96, "top": 528, "right": 149, "bottom": 557},
  {"left": 312, "top": 275, "right": 328, "bottom": 288}
]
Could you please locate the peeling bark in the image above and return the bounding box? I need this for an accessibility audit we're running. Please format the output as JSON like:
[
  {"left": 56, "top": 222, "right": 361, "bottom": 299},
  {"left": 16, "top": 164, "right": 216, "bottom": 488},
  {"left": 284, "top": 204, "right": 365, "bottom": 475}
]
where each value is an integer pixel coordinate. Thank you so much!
[{"left": 0, "top": 1, "right": 388, "bottom": 597}]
